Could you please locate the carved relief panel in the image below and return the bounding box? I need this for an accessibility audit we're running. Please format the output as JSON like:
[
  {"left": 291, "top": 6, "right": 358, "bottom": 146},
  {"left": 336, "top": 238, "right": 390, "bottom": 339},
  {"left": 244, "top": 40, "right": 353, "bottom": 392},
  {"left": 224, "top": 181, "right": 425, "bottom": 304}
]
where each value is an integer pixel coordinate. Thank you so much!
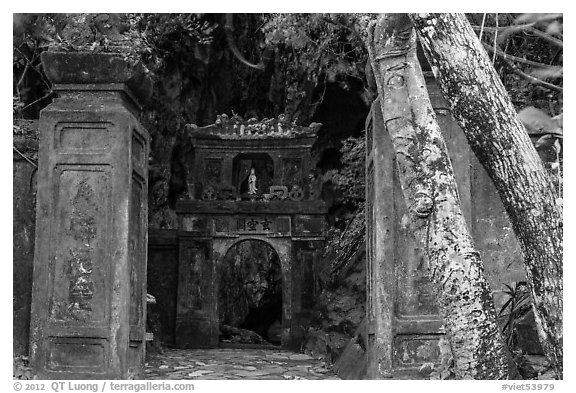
[
  {"left": 50, "top": 167, "right": 111, "bottom": 325},
  {"left": 204, "top": 159, "right": 222, "bottom": 186},
  {"left": 282, "top": 157, "right": 301, "bottom": 185}
]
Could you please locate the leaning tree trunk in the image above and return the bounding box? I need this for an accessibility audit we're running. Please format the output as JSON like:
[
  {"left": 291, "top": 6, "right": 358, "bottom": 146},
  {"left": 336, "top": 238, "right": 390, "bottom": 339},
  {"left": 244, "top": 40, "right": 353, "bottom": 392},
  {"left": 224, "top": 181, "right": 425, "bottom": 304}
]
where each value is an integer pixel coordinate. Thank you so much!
[
  {"left": 410, "top": 13, "right": 563, "bottom": 379},
  {"left": 366, "top": 14, "right": 509, "bottom": 379}
]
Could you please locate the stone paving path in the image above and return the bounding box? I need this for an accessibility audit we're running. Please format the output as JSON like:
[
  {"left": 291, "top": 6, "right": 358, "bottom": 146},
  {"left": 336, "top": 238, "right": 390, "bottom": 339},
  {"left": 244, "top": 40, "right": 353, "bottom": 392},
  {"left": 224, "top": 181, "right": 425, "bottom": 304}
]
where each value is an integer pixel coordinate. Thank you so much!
[{"left": 145, "top": 347, "right": 341, "bottom": 380}]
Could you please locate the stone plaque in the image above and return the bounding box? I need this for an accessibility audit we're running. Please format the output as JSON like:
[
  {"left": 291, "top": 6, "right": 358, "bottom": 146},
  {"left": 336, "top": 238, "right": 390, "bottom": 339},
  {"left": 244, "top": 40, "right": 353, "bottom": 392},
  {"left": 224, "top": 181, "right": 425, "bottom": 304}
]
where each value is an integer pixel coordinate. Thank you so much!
[
  {"left": 294, "top": 215, "right": 324, "bottom": 234},
  {"left": 392, "top": 335, "right": 441, "bottom": 367},
  {"left": 214, "top": 217, "right": 230, "bottom": 233},
  {"left": 235, "top": 216, "right": 275, "bottom": 233},
  {"left": 282, "top": 158, "right": 301, "bottom": 184},
  {"left": 56, "top": 123, "right": 111, "bottom": 153},
  {"left": 205, "top": 159, "right": 222, "bottom": 185},
  {"left": 182, "top": 216, "right": 210, "bottom": 232},
  {"left": 47, "top": 338, "right": 107, "bottom": 371},
  {"left": 50, "top": 168, "right": 110, "bottom": 324},
  {"left": 276, "top": 217, "right": 291, "bottom": 234}
]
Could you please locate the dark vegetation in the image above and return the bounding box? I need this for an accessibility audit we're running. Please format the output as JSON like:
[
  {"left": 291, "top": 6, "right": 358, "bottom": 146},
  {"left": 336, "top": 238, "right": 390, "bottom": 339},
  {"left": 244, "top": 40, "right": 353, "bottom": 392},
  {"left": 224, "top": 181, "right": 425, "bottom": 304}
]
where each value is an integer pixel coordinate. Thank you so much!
[{"left": 13, "top": 13, "right": 562, "bottom": 375}]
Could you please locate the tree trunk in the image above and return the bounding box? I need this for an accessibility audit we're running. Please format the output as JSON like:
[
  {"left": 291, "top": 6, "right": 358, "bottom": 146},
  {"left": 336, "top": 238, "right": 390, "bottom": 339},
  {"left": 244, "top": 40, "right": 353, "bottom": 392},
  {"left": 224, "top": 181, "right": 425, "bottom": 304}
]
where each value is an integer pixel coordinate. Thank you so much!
[
  {"left": 366, "top": 14, "right": 509, "bottom": 379},
  {"left": 410, "top": 13, "right": 563, "bottom": 379}
]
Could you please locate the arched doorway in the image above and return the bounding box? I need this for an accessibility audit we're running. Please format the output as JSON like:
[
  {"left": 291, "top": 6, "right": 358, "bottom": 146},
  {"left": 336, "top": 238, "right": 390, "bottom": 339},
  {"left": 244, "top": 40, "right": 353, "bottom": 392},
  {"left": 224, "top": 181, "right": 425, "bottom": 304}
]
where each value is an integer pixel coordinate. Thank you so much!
[{"left": 218, "top": 239, "right": 283, "bottom": 346}]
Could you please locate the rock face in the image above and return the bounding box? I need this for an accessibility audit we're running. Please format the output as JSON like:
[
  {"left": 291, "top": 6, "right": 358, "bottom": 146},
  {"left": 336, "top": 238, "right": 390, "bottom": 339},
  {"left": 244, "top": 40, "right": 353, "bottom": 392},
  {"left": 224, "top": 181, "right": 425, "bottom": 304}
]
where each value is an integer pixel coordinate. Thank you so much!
[
  {"left": 219, "top": 325, "right": 270, "bottom": 345},
  {"left": 303, "top": 235, "right": 366, "bottom": 362},
  {"left": 333, "top": 319, "right": 367, "bottom": 379}
]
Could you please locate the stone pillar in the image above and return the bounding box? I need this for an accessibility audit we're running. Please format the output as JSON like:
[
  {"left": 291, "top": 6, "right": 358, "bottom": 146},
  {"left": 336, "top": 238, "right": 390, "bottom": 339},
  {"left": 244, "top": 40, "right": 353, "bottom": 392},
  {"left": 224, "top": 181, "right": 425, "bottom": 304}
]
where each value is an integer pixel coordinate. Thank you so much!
[
  {"left": 365, "top": 97, "right": 395, "bottom": 378},
  {"left": 174, "top": 236, "right": 218, "bottom": 349},
  {"left": 366, "top": 76, "right": 472, "bottom": 378},
  {"left": 29, "top": 51, "right": 151, "bottom": 379}
]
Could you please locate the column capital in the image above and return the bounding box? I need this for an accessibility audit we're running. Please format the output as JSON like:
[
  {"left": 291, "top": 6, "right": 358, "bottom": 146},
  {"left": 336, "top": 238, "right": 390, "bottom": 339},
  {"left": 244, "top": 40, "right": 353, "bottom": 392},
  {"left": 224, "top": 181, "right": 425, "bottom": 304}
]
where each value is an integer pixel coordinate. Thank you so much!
[{"left": 41, "top": 51, "right": 152, "bottom": 110}]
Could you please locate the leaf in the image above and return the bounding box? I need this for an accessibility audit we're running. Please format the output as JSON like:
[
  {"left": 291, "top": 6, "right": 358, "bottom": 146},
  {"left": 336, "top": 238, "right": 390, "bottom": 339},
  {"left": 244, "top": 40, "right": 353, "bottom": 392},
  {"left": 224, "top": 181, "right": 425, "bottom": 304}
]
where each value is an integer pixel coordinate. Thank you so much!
[
  {"left": 553, "top": 139, "right": 561, "bottom": 155},
  {"left": 499, "top": 297, "right": 514, "bottom": 315},
  {"left": 553, "top": 113, "right": 563, "bottom": 130},
  {"left": 514, "top": 13, "right": 562, "bottom": 25},
  {"left": 518, "top": 106, "right": 561, "bottom": 135},
  {"left": 528, "top": 66, "right": 563, "bottom": 81},
  {"left": 497, "top": 25, "right": 529, "bottom": 44},
  {"left": 546, "top": 21, "right": 563, "bottom": 35},
  {"left": 535, "top": 134, "right": 562, "bottom": 151}
]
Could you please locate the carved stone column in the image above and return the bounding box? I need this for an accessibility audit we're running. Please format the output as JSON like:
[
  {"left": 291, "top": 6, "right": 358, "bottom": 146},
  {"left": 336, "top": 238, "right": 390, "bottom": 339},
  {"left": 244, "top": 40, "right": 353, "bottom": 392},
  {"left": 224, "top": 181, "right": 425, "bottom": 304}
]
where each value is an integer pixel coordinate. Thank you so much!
[
  {"left": 366, "top": 80, "right": 472, "bottom": 379},
  {"left": 29, "top": 51, "right": 151, "bottom": 379},
  {"left": 365, "top": 97, "right": 395, "bottom": 378}
]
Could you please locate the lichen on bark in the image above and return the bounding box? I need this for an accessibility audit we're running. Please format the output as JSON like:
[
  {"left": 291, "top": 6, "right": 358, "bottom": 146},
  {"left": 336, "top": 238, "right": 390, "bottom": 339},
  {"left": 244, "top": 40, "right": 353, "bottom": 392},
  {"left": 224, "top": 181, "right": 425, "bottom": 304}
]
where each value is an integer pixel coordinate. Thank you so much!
[{"left": 409, "top": 13, "right": 563, "bottom": 379}]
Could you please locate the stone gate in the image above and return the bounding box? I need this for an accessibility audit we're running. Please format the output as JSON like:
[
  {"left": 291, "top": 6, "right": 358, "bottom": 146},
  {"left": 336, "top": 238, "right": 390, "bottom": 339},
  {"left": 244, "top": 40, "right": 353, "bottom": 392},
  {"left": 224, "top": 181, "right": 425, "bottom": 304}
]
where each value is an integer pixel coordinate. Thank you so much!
[
  {"left": 151, "top": 118, "right": 327, "bottom": 349},
  {"left": 24, "top": 48, "right": 528, "bottom": 381}
]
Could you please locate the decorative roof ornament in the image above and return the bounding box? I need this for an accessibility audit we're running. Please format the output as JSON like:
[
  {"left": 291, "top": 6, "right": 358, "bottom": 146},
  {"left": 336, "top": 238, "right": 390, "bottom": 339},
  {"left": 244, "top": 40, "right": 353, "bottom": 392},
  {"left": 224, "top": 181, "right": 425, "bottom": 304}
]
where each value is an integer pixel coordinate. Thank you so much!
[{"left": 186, "top": 114, "right": 322, "bottom": 139}]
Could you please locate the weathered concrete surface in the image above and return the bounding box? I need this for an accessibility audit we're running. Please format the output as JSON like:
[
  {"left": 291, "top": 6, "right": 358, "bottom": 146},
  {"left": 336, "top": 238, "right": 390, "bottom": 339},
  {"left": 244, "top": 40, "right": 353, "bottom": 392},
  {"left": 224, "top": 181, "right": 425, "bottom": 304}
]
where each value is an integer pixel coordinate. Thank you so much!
[
  {"left": 29, "top": 51, "right": 150, "bottom": 379},
  {"left": 13, "top": 128, "right": 38, "bottom": 356}
]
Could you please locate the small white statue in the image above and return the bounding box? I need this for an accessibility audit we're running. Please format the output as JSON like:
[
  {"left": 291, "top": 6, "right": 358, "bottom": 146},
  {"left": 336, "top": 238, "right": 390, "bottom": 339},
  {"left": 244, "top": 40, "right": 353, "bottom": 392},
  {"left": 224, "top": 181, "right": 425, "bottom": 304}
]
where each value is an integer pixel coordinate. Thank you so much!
[{"left": 248, "top": 168, "right": 258, "bottom": 195}]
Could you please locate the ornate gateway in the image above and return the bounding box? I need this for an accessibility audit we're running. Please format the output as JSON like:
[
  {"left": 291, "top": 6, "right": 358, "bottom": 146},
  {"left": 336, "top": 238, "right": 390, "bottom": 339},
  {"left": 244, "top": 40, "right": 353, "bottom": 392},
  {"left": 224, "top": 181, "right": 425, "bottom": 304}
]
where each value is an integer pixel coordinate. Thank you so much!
[{"left": 172, "top": 116, "right": 327, "bottom": 349}]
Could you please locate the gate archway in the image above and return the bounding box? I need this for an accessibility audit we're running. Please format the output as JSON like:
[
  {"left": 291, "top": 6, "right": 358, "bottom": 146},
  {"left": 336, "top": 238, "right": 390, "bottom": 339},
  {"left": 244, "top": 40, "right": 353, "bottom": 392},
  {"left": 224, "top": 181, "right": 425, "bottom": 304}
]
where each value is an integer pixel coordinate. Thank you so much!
[
  {"left": 217, "top": 238, "right": 285, "bottom": 345},
  {"left": 215, "top": 237, "right": 292, "bottom": 345}
]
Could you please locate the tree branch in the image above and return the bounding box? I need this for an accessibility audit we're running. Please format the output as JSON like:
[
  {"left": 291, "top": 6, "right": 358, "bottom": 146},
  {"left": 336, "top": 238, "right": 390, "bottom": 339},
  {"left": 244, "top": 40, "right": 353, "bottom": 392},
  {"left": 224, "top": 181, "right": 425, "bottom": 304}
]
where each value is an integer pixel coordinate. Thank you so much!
[
  {"left": 15, "top": 47, "right": 52, "bottom": 89},
  {"left": 225, "top": 13, "right": 265, "bottom": 71},
  {"left": 471, "top": 24, "right": 563, "bottom": 48},
  {"left": 482, "top": 42, "right": 562, "bottom": 70},
  {"left": 21, "top": 91, "right": 55, "bottom": 111},
  {"left": 15, "top": 60, "right": 30, "bottom": 100},
  {"left": 13, "top": 146, "right": 38, "bottom": 168},
  {"left": 483, "top": 43, "right": 563, "bottom": 93},
  {"left": 525, "top": 26, "right": 563, "bottom": 48}
]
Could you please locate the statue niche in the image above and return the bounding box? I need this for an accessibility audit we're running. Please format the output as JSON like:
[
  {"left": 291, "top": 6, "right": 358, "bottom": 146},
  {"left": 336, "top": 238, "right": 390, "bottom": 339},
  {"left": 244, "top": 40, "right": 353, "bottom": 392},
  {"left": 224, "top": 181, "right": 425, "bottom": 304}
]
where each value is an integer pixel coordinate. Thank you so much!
[{"left": 232, "top": 153, "right": 274, "bottom": 198}]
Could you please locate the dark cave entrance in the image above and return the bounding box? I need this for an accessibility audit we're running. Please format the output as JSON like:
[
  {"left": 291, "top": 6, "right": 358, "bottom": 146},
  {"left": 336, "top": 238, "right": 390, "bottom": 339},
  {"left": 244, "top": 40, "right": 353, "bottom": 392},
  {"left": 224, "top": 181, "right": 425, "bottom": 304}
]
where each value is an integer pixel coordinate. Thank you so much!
[{"left": 218, "top": 239, "right": 283, "bottom": 346}]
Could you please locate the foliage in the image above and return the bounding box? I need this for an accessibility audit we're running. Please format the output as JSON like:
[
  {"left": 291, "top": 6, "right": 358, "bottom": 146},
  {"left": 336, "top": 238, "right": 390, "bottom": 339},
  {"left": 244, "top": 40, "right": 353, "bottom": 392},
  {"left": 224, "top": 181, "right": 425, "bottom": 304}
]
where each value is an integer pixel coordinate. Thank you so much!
[
  {"left": 12, "top": 14, "right": 218, "bottom": 116},
  {"left": 467, "top": 13, "right": 562, "bottom": 115},
  {"left": 322, "top": 205, "right": 365, "bottom": 283},
  {"left": 262, "top": 14, "right": 369, "bottom": 121},
  {"left": 13, "top": 14, "right": 60, "bottom": 119},
  {"left": 13, "top": 356, "right": 32, "bottom": 380},
  {"left": 124, "top": 14, "right": 217, "bottom": 76},
  {"left": 517, "top": 106, "right": 563, "bottom": 204},
  {"left": 496, "top": 281, "right": 549, "bottom": 379},
  {"left": 323, "top": 135, "right": 366, "bottom": 207}
]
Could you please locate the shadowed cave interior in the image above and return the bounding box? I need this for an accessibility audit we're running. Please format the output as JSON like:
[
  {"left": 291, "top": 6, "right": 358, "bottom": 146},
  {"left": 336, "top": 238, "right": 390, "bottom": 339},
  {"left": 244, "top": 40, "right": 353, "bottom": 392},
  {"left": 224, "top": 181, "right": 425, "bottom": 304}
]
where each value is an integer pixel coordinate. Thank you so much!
[{"left": 218, "top": 240, "right": 283, "bottom": 346}]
